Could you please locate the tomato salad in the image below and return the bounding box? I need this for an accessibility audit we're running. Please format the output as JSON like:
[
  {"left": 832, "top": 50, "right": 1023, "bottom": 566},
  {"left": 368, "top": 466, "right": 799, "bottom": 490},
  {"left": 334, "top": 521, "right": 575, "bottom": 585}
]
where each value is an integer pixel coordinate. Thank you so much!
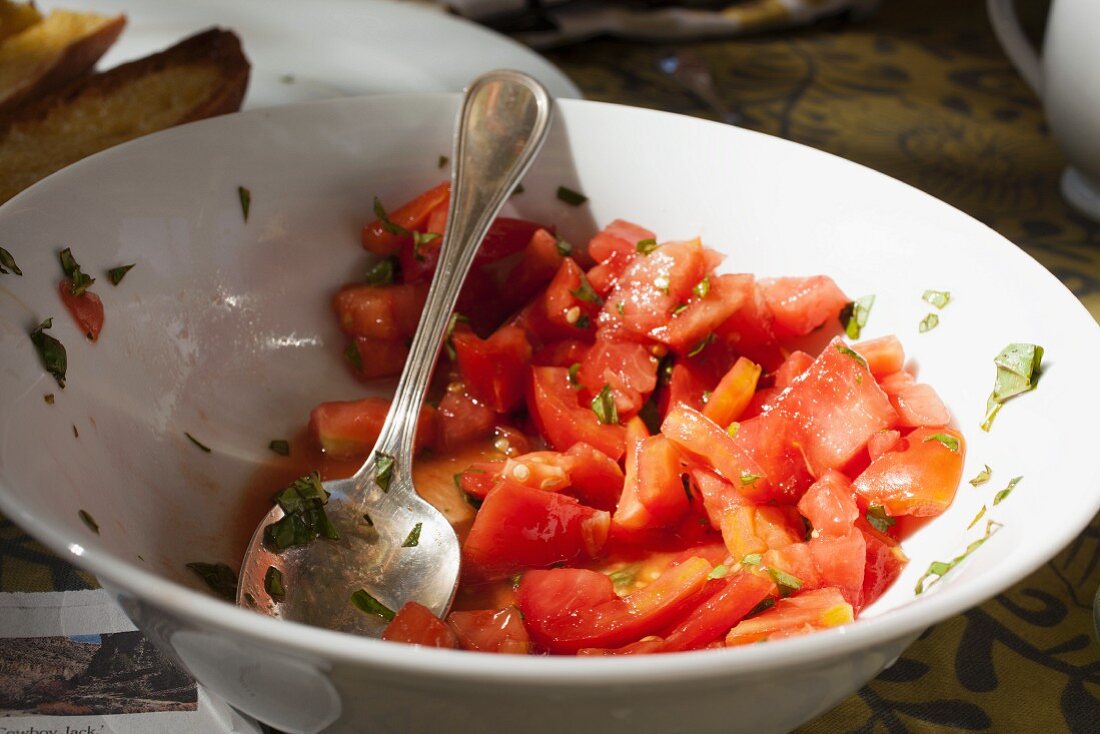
[{"left": 302, "top": 182, "right": 965, "bottom": 655}]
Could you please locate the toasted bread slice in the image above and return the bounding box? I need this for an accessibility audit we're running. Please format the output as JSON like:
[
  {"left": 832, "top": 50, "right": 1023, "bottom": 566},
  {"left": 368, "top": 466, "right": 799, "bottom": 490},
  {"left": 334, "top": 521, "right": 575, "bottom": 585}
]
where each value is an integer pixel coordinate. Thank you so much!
[
  {"left": 0, "top": 28, "right": 251, "bottom": 204},
  {"left": 0, "top": 0, "right": 43, "bottom": 43},
  {"left": 0, "top": 9, "right": 126, "bottom": 115}
]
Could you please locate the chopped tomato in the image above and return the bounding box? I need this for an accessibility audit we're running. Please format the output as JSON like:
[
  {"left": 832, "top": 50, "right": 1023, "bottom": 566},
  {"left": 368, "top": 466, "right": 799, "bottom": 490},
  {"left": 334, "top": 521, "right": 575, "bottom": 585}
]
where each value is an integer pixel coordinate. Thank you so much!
[
  {"left": 852, "top": 426, "right": 965, "bottom": 517},
  {"left": 436, "top": 388, "right": 497, "bottom": 449},
  {"left": 362, "top": 182, "right": 450, "bottom": 256},
  {"left": 660, "top": 273, "right": 750, "bottom": 352},
  {"left": 589, "top": 219, "right": 654, "bottom": 264},
  {"left": 504, "top": 228, "right": 565, "bottom": 310},
  {"left": 58, "top": 280, "right": 104, "bottom": 341},
  {"left": 527, "top": 366, "right": 626, "bottom": 460},
  {"left": 565, "top": 441, "right": 625, "bottom": 511},
  {"left": 608, "top": 239, "right": 710, "bottom": 341},
  {"left": 719, "top": 502, "right": 803, "bottom": 561},
  {"left": 611, "top": 417, "right": 653, "bottom": 532},
  {"left": 797, "top": 470, "right": 859, "bottom": 537},
  {"left": 452, "top": 324, "right": 532, "bottom": 413},
  {"left": 774, "top": 350, "right": 814, "bottom": 389},
  {"left": 867, "top": 429, "right": 902, "bottom": 460},
  {"left": 532, "top": 339, "right": 589, "bottom": 367},
  {"left": 725, "top": 588, "right": 854, "bottom": 646},
  {"left": 447, "top": 607, "right": 530, "bottom": 653},
  {"left": 346, "top": 337, "right": 408, "bottom": 380},
  {"left": 662, "top": 404, "right": 759, "bottom": 490},
  {"left": 462, "top": 479, "right": 610, "bottom": 581},
  {"left": 332, "top": 283, "right": 427, "bottom": 340},
  {"left": 702, "top": 357, "right": 761, "bottom": 427},
  {"left": 544, "top": 258, "right": 601, "bottom": 335},
  {"left": 577, "top": 637, "right": 665, "bottom": 656},
  {"left": 517, "top": 557, "right": 712, "bottom": 654},
  {"left": 578, "top": 338, "right": 658, "bottom": 419},
  {"left": 716, "top": 276, "right": 783, "bottom": 370},
  {"left": 457, "top": 461, "right": 504, "bottom": 500},
  {"left": 309, "top": 398, "right": 436, "bottom": 458},
  {"left": 879, "top": 371, "right": 950, "bottom": 427},
  {"left": 758, "top": 275, "right": 849, "bottom": 339},
  {"left": 859, "top": 528, "right": 907, "bottom": 611},
  {"left": 382, "top": 602, "right": 458, "bottom": 648},
  {"left": 854, "top": 335, "right": 905, "bottom": 378},
  {"left": 662, "top": 571, "right": 776, "bottom": 652}
]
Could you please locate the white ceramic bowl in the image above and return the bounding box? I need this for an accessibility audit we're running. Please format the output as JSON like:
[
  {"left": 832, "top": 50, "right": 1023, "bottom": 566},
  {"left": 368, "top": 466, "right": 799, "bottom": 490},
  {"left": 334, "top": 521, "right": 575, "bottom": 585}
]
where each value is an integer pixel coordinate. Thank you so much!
[{"left": 1, "top": 96, "right": 1098, "bottom": 734}]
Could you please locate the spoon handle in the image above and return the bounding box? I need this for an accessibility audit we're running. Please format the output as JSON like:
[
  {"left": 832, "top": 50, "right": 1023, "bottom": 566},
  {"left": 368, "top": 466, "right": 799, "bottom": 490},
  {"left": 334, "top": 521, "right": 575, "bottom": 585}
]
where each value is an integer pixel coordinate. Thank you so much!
[{"left": 369, "top": 70, "right": 553, "bottom": 476}]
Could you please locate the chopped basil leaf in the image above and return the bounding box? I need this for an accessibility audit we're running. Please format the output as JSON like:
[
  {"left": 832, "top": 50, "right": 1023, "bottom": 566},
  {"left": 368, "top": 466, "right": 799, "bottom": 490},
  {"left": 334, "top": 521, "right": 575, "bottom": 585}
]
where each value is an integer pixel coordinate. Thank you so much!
[
  {"left": 767, "top": 567, "right": 803, "bottom": 596},
  {"left": 727, "top": 421, "right": 740, "bottom": 437},
  {"left": 350, "top": 589, "right": 395, "bottom": 621},
  {"left": 78, "top": 509, "right": 99, "bottom": 534},
  {"left": 741, "top": 553, "right": 763, "bottom": 566},
  {"left": 591, "top": 384, "right": 619, "bottom": 425},
  {"left": 186, "top": 562, "right": 237, "bottom": 601},
  {"left": 919, "top": 313, "right": 939, "bottom": 333},
  {"left": 107, "top": 264, "right": 134, "bottom": 285},
  {"left": 463, "top": 492, "right": 483, "bottom": 509},
  {"left": 636, "top": 238, "right": 658, "bottom": 255},
  {"left": 510, "top": 573, "right": 523, "bottom": 590},
  {"left": 575, "top": 313, "right": 591, "bottom": 330},
  {"left": 365, "top": 257, "right": 397, "bottom": 286},
  {"left": 616, "top": 301, "right": 625, "bottom": 315},
  {"left": 401, "top": 522, "right": 422, "bottom": 548},
  {"left": 438, "top": 155, "right": 449, "bottom": 169},
  {"left": 915, "top": 519, "right": 1002, "bottom": 594},
  {"left": 411, "top": 231, "right": 441, "bottom": 261},
  {"left": 740, "top": 471, "right": 761, "bottom": 487},
  {"left": 269, "top": 439, "right": 290, "bottom": 456},
  {"left": 362, "top": 512, "right": 374, "bottom": 527},
  {"left": 375, "top": 452, "right": 396, "bottom": 492},
  {"left": 981, "top": 343, "right": 1043, "bottom": 431},
  {"left": 238, "top": 186, "right": 251, "bottom": 222},
  {"left": 745, "top": 596, "right": 775, "bottom": 618},
  {"left": 993, "top": 476, "right": 1022, "bottom": 506},
  {"left": 264, "top": 566, "right": 285, "bottom": 600},
  {"left": 835, "top": 343, "right": 869, "bottom": 370},
  {"left": 555, "top": 237, "right": 572, "bottom": 256},
  {"left": 701, "top": 390, "right": 712, "bottom": 405},
  {"left": 556, "top": 185, "right": 587, "bottom": 206},
  {"left": 264, "top": 472, "right": 340, "bottom": 551},
  {"left": 967, "top": 505, "right": 987, "bottom": 530},
  {"left": 866, "top": 504, "right": 896, "bottom": 533},
  {"left": 58, "top": 248, "right": 94, "bottom": 296},
  {"left": 840, "top": 295, "right": 875, "bottom": 340},
  {"left": 513, "top": 183, "right": 525, "bottom": 196},
  {"left": 243, "top": 592, "right": 256, "bottom": 607},
  {"left": 44, "top": 393, "right": 54, "bottom": 405},
  {"left": 693, "top": 276, "right": 710, "bottom": 299},
  {"left": 682, "top": 474, "right": 694, "bottom": 503},
  {"left": 607, "top": 564, "right": 641, "bottom": 594},
  {"left": 29, "top": 321, "right": 66, "bottom": 389},
  {"left": 672, "top": 303, "right": 689, "bottom": 316},
  {"left": 567, "top": 362, "right": 581, "bottom": 386},
  {"left": 687, "top": 333, "right": 715, "bottom": 358},
  {"left": 72, "top": 424, "right": 78, "bottom": 438},
  {"left": 373, "top": 196, "right": 410, "bottom": 237},
  {"left": 570, "top": 274, "right": 602, "bottom": 305},
  {"left": 922, "top": 433, "right": 960, "bottom": 453},
  {"left": 444, "top": 312, "right": 470, "bottom": 360},
  {"left": 922, "top": 289, "right": 951, "bottom": 309},
  {"left": 0, "top": 246, "right": 22, "bottom": 275},
  {"left": 185, "top": 432, "right": 212, "bottom": 453},
  {"left": 344, "top": 341, "right": 363, "bottom": 373},
  {"left": 707, "top": 564, "right": 729, "bottom": 580},
  {"left": 969, "top": 465, "right": 992, "bottom": 487}
]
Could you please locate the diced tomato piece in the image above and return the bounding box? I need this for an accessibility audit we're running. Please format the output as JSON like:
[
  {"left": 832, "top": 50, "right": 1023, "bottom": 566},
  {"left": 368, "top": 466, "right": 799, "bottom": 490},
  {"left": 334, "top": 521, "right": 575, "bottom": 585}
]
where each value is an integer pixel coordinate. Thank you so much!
[
  {"left": 452, "top": 324, "right": 532, "bottom": 413},
  {"left": 479, "top": 217, "right": 550, "bottom": 264},
  {"left": 797, "top": 470, "right": 859, "bottom": 537},
  {"left": 867, "top": 429, "right": 902, "bottom": 460},
  {"left": 660, "top": 273, "right": 750, "bottom": 352},
  {"left": 332, "top": 283, "right": 427, "bottom": 340},
  {"left": 447, "top": 607, "right": 530, "bottom": 654},
  {"left": 636, "top": 435, "right": 689, "bottom": 525},
  {"left": 719, "top": 503, "right": 803, "bottom": 561},
  {"left": 382, "top": 602, "right": 459, "bottom": 648},
  {"left": 545, "top": 258, "right": 601, "bottom": 332},
  {"left": 879, "top": 371, "right": 951, "bottom": 427},
  {"left": 527, "top": 366, "right": 626, "bottom": 460},
  {"left": 532, "top": 339, "right": 589, "bottom": 367},
  {"left": 58, "top": 279, "right": 104, "bottom": 341},
  {"left": 662, "top": 361, "right": 711, "bottom": 414},
  {"left": 702, "top": 357, "right": 761, "bottom": 427},
  {"left": 716, "top": 277, "right": 783, "bottom": 371},
  {"left": 436, "top": 389, "right": 497, "bottom": 450},
  {"left": 758, "top": 276, "right": 849, "bottom": 339},
  {"left": 565, "top": 441, "right": 625, "bottom": 511},
  {"left": 763, "top": 542, "right": 822, "bottom": 589},
  {"left": 457, "top": 461, "right": 504, "bottom": 500},
  {"left": 689, "top": 468, "right": 735, "bottom": 529},
  {"left": 852, "top": 426, "right": 965, "bottom": 517},
  {"left": 578, "top": 338, "right": 658, "bottom": 419},
  {"left": 662, "top": 404, "right": 760, "bottom": 488},
  {"left": 859, "top": 528, "right": 908, "bottom": 611},
  {"left": 725, "top": 588, "right": 854, "bottom": 646},
  {"left": 517, "top": 557, "right": 711, "bottom": 654},
  {"left": 588, "top": 219, "right": 654, "bottom": 264},
  {"left": 853, "top": 335, "right": 904, "bottom": 378},
  {"left": 611, "top": 418, "right": 653, "bottom": 532},
  {"left": 728, "top": 412, "right": 816, "bottom": 502},
  {"left": 309, "top": 398, "right": 436, "bottom": 459},
  {"left": 662, "top": 571, "right": 777, "bottom": 652},
  {"left": 362, "top": 182, "right": 450, "bottom": 255},
  {"left": 808, "top": 527, "right": 867, "bottom": 605},
  {"left": 462, "top": 480, "right": 610, "bottom": 581},
  {"left": 587, "top": 250, "right": 633, "bottom": 297},
  {"left": 503, "top": 228, "right": 565, "bottom": 310},
  {"left": 608, "top": 239, "right": 710, "bottom": 341},
  {"left": 774, "top": 351, "right": 814, "bottom": 389},
  {"left": 347, "top": 337, "right": 408, "bottom": 380},
  {"left": 577, "top": 637, "right": 665, "bottom": 656}
]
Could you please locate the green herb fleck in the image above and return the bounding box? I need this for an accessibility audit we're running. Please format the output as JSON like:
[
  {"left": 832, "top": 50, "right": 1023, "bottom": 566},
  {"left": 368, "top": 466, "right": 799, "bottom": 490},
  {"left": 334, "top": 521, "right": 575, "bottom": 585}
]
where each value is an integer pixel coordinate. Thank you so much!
[
  {"left": 866, "top": 504, "right": 896, "bottom": 534},
  {"left": 575, "top": 313, "right": 591, "bottom": 330},
  {"left": 242, "top": 592, "right": 255, "bottom": 606},
  {"left": 922, "top": 290, "right": 951, "bottom": 309},
  {"left": 745, "top": 596, "right": 776, "bottom": 618},
  {"left": 365, "top": 257, "right": 397, "bottom": 286},
  {"left": 78, "top": 509, "right": 99, "bottom": 534},
  {"left": 923, "top": 433, "right": 960, "bottom": 453},
  {"left": 767, "top": 567, "right": 803, "bottom": 596},
  {"left": 835, "top": 343, "right": 869, "bottom": 370},
  {"left": 510, "top": 573, "right": 523, "bottom": 590},
  {"left": 693, "top": 276, "right": 710, "bottom": 299},
  {"left": 411, "top": 230, "right": 441, "bottom": 261},
  {"left": 556, "top": 186, "right": 587, "bottom": 206},
  {"left": 444, "top": 312, "right": 470, "bottom": 360},
  {"left": 0, "top": 246, "right": 22, "bottom": 276},
  {"left": 919, "top": 313, "right": 939, "bottom": 333},
  {"left": 44, "top": 393, "right": 54, "bottom": 405},
  {"left": 269, "top": 440, "right": 290, "bottom": 456},
  {"left": 264, "top": 472, "right": 340, "bottom": 551},
  {"left": 636, "top": 238, "right": 658, "bottom": 255},
  {"left": 981, "top": 343, "right": 1043, "bottom": 432},
  {"left": 967, "top": 505, "right": 987, "bottom": 530},
  {"left": 186, "top": 562, "right": 238, "bottom": 601},
  {"left": 687, "top": 333, "right": 715, "bottom": 358},
  {"left": 567, "top": 362, "right": 582, "bottom": 387},
  {"left": 264, "top": 566, "right": 285, "bottom": 600},
  {"left": 740, "top": 471, "right": 761, "bottom": 487},
  {"left": 969, "top": 465, "right": 992, "bottom": 487},
  {"left": 362, "top": 512, "right": 374, "bottom": 527},
  {"left": 707, "top": 564, "right": 730, "bottom": 580},
  {"left": 554, "top": 237, "right": 572, "bottom": 256},
  {"left": 185, "top": 432, "right": 212, "bottom": 453},
  {"left": 741, "top": 553, "right": 763, "bottom": 566},
  {"left": 915, "top": 519, "right": 1002, "bottom": 594},
  {"left": 672, "top": 303, "right": 689, "bottom": 316},
  {"left": 607, "top": 564, "right": 641, "bottom": 594},
  {"left": 616, "top": 301, "right": 625, "bottom": 315},
  {"left": 72, "top": 424, "right": 78, "bottom": 438},
  {"left": 58, "top": 248, "right": 94, "bottom": 296},
  {"left": 570, "top": 273, "right": 602, "bottom": 305},
  {"left": 350, "top": 589, "right": 396, "bottom": 621},
  {"left": 373, "top": 196, "right": 410, "bottom": 237},
  {"left": 727, "top": 421, "right": 740, "bottom": 437},
  {"left": 375, "top": 452, "right": 396, "bottom": 492},
  {"left": 344, "top": 341, "right": 363, "bottom": 373},
  {"left": 513, "top": 183, "right": 525, "bottom": 196},
  {"left": 438, "top": 155, "right": 449, "bottom": 169},
  {"left": 238, "top": 186, "right": 251, "bottom": 222},
  {"left": 840, "top": 295, "right": 875, "bottom": 340},
  {"left": 993, "top": 476, "right": 1022, "bottom": 506},
  {"left": 107, "top": 264, "right": 135, "bottom": 286},
  {"left": 591, "top": 384, "right": 619, "bottom": 425},
  {"left": 402, "top": 522, "right": 422, "bottom": 548},
  {"left": 682, "top": 474, "right": 694, "bottom": 502}
]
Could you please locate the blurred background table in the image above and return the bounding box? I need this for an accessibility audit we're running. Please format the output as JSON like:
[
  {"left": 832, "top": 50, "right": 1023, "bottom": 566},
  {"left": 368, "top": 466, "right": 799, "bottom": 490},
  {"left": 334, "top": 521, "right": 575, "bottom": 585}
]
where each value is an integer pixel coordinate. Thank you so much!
[{"left": 2, "top": 0, "right": 1097, "bottom": 731}]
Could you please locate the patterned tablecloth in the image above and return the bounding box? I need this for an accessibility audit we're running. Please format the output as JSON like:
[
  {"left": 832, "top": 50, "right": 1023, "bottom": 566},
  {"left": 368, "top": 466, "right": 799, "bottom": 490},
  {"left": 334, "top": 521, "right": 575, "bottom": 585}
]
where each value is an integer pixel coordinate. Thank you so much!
[{"left": 1, "top": 0, "right": 1097, "bottom": 732}]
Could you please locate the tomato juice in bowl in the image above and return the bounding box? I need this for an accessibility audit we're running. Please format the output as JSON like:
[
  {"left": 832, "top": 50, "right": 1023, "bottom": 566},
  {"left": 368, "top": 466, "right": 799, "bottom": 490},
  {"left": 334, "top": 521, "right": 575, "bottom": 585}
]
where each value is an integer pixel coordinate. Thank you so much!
[{"left": 0, "top": 95, "right": 1097, "bottom": 734}]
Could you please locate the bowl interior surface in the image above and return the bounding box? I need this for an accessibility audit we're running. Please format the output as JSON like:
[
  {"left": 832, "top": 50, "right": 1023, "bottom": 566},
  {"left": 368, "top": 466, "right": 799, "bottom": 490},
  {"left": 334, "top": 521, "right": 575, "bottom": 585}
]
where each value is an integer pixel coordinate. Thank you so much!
[{"left": 1, "top": 95, "right": 1098, "bottom": 679}]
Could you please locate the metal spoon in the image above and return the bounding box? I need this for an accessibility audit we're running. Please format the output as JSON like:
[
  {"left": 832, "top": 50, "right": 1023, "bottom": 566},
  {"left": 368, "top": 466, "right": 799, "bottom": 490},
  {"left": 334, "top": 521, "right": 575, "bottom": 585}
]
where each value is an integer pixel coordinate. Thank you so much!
[
  {"left": 657, "top": 49, "right": 740, "bottom": 126},
  {"left": 237, "top": 70, "right": 553, "bottom": 635}
]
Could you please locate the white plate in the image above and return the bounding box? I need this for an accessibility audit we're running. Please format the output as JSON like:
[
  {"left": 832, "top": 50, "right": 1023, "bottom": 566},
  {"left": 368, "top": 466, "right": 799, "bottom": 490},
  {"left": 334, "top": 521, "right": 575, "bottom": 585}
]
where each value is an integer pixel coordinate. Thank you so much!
[{"left": 44, "top": 0, "right": 581, "bottom": 106}]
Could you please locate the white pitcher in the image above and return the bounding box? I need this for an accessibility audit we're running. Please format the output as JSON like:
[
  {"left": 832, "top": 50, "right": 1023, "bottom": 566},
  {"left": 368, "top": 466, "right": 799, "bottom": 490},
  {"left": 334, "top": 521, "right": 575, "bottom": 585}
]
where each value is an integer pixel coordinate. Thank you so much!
[{"left": 988, "top": 0, "right": 1100, "bottom": 219}]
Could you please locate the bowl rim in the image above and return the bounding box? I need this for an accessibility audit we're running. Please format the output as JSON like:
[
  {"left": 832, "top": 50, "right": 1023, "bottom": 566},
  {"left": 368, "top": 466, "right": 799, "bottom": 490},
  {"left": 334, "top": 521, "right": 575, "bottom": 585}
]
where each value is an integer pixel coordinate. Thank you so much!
[{"left": 2, "top": 93, "right": 1099, "bottom": 685}]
